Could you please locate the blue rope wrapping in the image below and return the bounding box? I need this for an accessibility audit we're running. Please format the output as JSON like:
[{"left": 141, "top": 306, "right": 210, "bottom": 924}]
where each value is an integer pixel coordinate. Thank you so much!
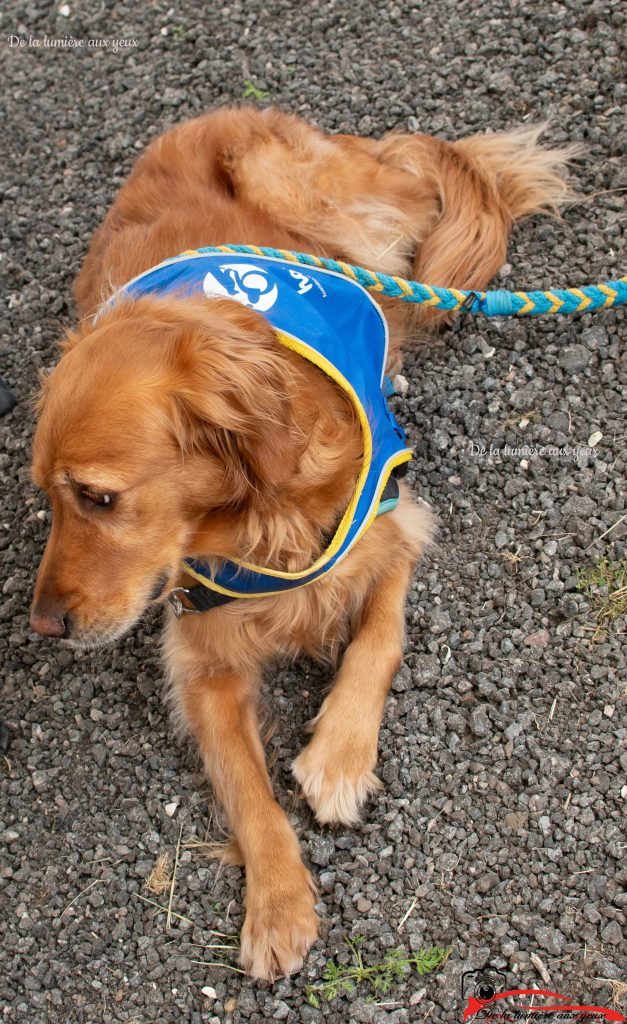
[{"left": 187, "top": 244, "right": 627, "bottom": 318}]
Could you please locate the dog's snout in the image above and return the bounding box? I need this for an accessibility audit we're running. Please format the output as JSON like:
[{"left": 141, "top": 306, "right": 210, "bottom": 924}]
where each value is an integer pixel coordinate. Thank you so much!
[{"left": 30, "top": 601, "right": 70, "bottom": 639}]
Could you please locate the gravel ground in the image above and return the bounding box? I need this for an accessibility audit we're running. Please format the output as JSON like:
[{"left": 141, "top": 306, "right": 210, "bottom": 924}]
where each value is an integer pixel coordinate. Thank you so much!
[{"left": 1, "top": 1, "right": 625, "bottom": 1022}]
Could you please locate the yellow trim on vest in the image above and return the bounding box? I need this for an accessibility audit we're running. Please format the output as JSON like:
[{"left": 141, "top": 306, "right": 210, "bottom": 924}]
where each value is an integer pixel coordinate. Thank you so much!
[
  {"left": 217, "top": 326, "right": 373, "bottom": 580},
  {"left": 180, "top": 448, "right": 412, "bottom": 599}
]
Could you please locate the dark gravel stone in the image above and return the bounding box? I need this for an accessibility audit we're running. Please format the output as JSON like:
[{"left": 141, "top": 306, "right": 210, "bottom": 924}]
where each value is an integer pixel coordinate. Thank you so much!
[
  {"left": 0, "top": 722, "right": 11, "bottom": 752},
  {"left": 562, "top": 495, "right": 597, "bottom": 517},
  {"left": 534, "top": 925, "right": 566, "bottom": 955},
  {"left": 0, "top": 378, "right": 17, "bottom": 417},
  {"left": 600, "top": 921, "right": 622, "bottom": 946},
  {"left": 309, "top": 835, "right": 335, "bottom": 868},
  {"left": 558, "top": 344, "right": 591, "bottom": 373},
  {"left": 469, "top": 705, "right": 492, "bottom": 737}
]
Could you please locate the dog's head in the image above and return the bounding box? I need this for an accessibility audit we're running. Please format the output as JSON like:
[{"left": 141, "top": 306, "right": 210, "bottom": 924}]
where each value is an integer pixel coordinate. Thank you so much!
[{"left": 30, "top": 295, "right": 305, "bottom": 647}]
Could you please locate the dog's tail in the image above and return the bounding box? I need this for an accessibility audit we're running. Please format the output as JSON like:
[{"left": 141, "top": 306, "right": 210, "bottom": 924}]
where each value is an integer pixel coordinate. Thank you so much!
[
  {"left": 455, "top": 123, "right": 577, "bottom": 222},
  {"left": 380, "top": 124, "right": 578, "bottom": 319}
]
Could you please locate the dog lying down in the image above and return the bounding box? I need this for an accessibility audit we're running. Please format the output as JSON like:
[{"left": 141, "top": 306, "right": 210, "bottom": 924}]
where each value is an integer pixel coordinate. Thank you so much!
[{"left": 30, "top": 107, "right": 573, "bottom": 979}]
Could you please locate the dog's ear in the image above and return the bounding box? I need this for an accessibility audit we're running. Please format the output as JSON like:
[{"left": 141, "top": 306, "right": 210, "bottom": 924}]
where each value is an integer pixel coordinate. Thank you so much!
[{"left": 169, "top": 300, "right": 305, "bottom": 498}]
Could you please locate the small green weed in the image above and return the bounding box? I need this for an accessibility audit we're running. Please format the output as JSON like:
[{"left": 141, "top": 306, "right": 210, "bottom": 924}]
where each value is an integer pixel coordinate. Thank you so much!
[
  {"left": 172, "top": 24, "right": 184, "bottom": 38},
  {"left": 576, "top": 557, "right": 627, "bottom": 641},
  {"left": 242, "top": 79, "right": 268, "bottom": 101},
  {"left": 305, "top": 935, "right": 451, "bottom": 1007}
]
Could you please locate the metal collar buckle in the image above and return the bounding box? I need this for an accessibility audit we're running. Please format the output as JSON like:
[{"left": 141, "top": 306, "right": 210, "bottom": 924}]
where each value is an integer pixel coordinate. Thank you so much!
[{"left": 168, "top": 587, "right": 202, "bottom": 618}]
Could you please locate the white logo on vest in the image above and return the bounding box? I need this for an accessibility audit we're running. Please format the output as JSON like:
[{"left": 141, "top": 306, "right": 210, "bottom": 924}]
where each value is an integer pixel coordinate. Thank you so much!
[
  {"left": 202, "top": 263, "right": 279, "bottom": 312},
  {"left": 288, "top": 269, "right": 314, "bottom": 295}
]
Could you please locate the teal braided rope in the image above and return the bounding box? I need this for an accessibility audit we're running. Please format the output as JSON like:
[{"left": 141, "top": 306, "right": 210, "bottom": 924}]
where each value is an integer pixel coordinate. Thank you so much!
[{"left": 189, "top": 244, "right": 627, "bottom": 318}]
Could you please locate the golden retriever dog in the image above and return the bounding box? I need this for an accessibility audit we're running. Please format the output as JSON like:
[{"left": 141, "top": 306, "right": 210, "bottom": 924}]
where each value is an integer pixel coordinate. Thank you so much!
[{"left": 30, "top": 107, "right": 571, "bottom": 979}]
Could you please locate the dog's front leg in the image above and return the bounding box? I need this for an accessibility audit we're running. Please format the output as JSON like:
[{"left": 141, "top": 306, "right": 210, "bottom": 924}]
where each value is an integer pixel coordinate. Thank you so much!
[
  {"left": 178, "top": 670, "right": 318, "bottom": 980},
  {"left": 293, "top": 561, "right": 412, "bottom": 826}
]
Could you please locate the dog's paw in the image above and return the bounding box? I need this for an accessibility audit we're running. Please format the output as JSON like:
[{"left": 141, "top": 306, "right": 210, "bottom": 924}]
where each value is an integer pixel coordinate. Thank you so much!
[
  {"left": 292, "top": 736, "right": 382, "bottom": 826},
  {"left": 239, "top": 867, "right": 319, "bottom": 981}
]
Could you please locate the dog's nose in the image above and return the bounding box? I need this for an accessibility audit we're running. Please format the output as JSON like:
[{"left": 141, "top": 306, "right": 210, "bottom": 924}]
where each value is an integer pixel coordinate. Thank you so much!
[{"left": 29, "top": 606, "right": 69, "bottom": 638}]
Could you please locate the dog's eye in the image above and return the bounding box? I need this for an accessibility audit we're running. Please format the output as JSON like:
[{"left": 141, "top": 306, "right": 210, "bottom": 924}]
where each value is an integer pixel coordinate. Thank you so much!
[{"left": 79, "top": 487, "right": 117, "bottom": 510}]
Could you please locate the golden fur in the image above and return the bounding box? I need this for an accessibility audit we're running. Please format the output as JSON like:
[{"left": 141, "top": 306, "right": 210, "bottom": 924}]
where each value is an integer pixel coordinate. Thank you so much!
[{"left": 30, "top": 107, "right": 573, "bottom": 979}]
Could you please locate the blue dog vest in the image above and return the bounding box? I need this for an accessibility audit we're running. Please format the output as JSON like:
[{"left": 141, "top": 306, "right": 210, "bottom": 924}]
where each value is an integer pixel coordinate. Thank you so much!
[{"left": 109, "top": 249, "right": 412, "bottom": 599}]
